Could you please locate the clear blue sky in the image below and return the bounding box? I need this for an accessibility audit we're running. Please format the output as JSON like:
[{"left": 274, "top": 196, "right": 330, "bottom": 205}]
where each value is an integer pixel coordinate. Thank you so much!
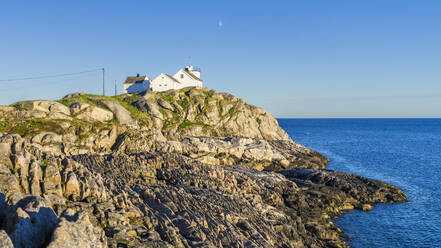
[{"left": 1, "top": 0, "right": 440, "bottom": 117}]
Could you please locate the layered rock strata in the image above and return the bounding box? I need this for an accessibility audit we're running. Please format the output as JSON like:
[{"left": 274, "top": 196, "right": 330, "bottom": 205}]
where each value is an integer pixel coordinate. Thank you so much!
[{"left": 0, "top": 88, "right": 407, "bottom": 247}]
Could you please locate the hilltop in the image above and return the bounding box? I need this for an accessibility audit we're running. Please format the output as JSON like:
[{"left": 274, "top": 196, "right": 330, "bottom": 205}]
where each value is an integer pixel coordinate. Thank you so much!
[
  {"left": 0, "top": 87, "right": 327, "bottom": 170},
  {"left": 0, "top": 88, "right": 406, "bottom": 248}
]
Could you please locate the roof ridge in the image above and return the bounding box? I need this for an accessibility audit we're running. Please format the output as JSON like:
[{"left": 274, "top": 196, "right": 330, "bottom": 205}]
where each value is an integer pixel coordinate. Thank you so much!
[
  {"left": 181, "top": 70, "right": 202, "bottom": 82},
  {"left": 123, "top": 76, "right": 147, "bottom": 85},
  {"left": 163, "top": 73, "right": 181, "bottom": 84}
]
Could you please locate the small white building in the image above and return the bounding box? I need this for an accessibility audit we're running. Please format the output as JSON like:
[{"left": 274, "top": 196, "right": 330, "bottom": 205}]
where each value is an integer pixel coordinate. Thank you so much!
[
  {"left": 123, "top": 65, "right": 203, "bottom": 93},
  {"left": 123, "top": 74, "right": 150, "bottom": 94}
]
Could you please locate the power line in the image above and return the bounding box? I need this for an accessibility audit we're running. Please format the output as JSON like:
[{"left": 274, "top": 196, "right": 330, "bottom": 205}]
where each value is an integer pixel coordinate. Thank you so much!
[
  {"left": 0, "top": 73, "right": 98, "bottom": 91},
  {"left": 0, "top": 68, "right": 102, "bottom": 82}
]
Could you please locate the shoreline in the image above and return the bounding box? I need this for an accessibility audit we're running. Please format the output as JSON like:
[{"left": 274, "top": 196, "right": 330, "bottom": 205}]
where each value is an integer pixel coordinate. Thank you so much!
[{"left": 0, "top": 89, "right": 407, "bottom": 247}]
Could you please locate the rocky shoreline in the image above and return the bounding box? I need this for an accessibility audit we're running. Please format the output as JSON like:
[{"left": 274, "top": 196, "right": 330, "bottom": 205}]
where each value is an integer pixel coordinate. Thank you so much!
[{"left": 0, "top": 88, "right": 406, "bottom": 247}]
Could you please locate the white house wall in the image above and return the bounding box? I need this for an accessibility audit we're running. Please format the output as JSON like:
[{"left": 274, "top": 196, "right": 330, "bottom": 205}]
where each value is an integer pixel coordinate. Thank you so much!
[
  {"left": 126, "top": 67, "right": 203, "bottom": 93},
  {"left": 190, "top": 70, "right": 200, "bottom": 79},
  {"left": 173, "top": 70, "right": 202, "bottom": 89},
  {"left": 151, "top": 74, "right": 179, "bottom": 92}
]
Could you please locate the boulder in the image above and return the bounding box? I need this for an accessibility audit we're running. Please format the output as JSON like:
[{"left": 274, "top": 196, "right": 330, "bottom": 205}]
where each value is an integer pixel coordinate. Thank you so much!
[
  {"left": 157, "top": 98, "right": 174, "bottom": 111},
  {"left": 0, "top": 142, "right": 11, "bottom": 165},
  {"left": 101, "top": 100, "right": 135, "bottom": 126},
  {"left": 70, "top": 103, "right": 113, "bottom": 123},
  {"left": 0, "top": 164, "right": 21, "bottom": 193},
  {"left": 0, "top": 230, "right": 13, "bottom": 248},
  {"left": 361, "top": 203, "right": 373, "bottom": 211},
  {"left": 18, "top": 100, "right": 71, "bottom": 119},
  {"left": 43, "top": 164, "right": 62, "bottom": 196},
  {"left": 0, "top": 106, "right": 16, "bottom": 113},
  {"left": 4, "top": 196, "right": 59, "bottom": 248},
  {"left": 30, "top": 132, "right": 63, "bottom": 149},
  {"left": 63, "top": 92, "right": 86, "bottom": 98},
  {"left": 47, "top": 209, "right": 107, "bottom": 248},
  {"left": 28, "top": 161, "right": 42, "bottom": 195},
  {"left": 64, "top": 173, "right": 80, "bottom": 199}
]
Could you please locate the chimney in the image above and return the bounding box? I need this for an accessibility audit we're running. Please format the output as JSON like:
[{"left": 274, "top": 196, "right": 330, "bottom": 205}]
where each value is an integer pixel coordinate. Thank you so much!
[{"left": 186, "top": 65, "right": 200, "bottom": 79}]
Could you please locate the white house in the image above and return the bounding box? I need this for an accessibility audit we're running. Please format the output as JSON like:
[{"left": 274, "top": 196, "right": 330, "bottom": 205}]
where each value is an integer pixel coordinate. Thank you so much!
[
  {"left": 123, "top": 74, "right": 150, "bottom": 94},
  {"left": 123, "top": 65, "right": 203, "bottom": 93}
]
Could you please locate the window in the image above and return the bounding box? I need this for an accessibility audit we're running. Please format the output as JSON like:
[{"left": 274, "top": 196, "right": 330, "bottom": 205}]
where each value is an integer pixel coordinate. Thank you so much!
[{"left": 180, "top": 74, "right": 184, "bottom": 79}]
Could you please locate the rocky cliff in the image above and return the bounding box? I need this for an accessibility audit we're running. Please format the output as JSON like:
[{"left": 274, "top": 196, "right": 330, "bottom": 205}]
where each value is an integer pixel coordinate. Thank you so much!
[
  {"left": 0, "top": 88, "right": 406, "bottom": 247},
  {"left": 0, "top": 88, "right": 327, "bottom": 170}
]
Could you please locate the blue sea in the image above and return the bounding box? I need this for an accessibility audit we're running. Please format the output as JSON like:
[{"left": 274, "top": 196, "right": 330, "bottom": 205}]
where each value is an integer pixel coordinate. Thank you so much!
[{"left": 278, "top": 119, "right": 441, "bottom": 248}]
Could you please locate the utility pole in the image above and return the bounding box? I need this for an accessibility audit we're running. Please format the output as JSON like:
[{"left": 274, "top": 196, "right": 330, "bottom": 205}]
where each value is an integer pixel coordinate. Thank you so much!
[
  {"left": 114, "top": 80, "right": 117, "bottom": 96},
  {"left": 102, "top": 68, "right": 105, "bottom": 96}
]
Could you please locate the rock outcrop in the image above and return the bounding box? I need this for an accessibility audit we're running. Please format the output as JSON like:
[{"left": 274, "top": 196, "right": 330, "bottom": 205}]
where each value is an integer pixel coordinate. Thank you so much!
[
  {"left": 0, "top": 88, "right": 324, "bottom": 170},
  {"left": 48, "top": 209, "right": 107, "bottom": 248},
  {"left": 0, "top": 88, "right": 407, "bottom": 247},
  {"left": 0, "top": 147, "right": 406, "bottom": 248}
]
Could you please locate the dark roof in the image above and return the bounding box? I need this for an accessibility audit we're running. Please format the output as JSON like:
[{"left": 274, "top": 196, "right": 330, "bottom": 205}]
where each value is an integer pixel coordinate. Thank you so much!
[
  {"left": 124, "top": 76, "right": 147, "bottom": 85},
  {"left": 182, "top": 69, "right": 202, "bottom": 82}
]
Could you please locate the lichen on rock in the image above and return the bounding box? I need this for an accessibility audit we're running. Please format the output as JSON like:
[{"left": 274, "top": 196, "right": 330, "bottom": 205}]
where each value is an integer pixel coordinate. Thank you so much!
[{"left": 0, "top": 88, "right": 407, "bottom": 247}]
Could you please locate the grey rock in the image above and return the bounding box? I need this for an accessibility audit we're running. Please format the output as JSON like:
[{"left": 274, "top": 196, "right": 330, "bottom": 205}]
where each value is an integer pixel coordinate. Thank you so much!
[
  {"left": 47, "top": 209, "right": 107, "bottom": 248},
  {"left": 4, "top": 196, "right": 59, "bottom": 248},
  {"left": 101, "top": 100, "right": 136, "bottom": 126},
  {"left": 0, "top": 230, "right": 13, "bottom": 248},
  {"left": 0, "top": 164, "right": 20, "bottom": 193},
  {"left": 63, "top": 92, "right": 86, "bottom": 98},
  {"left": 157, "top": 98, "right": 174, "bottom": 111},
  {"left": 70, "top": 102, "right": 113, "bottom": 123},
  {"left": 16, "top": 100, "right": 71, "bottom": 119},
  {"left": 0, "top": 89, "right": 407, "bottom": 248}
]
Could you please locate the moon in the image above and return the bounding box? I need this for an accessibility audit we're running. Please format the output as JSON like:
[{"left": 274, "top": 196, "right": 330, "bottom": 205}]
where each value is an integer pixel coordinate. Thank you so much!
[{"left": 217, "top": 21, "right": 223, "bottom": 27}]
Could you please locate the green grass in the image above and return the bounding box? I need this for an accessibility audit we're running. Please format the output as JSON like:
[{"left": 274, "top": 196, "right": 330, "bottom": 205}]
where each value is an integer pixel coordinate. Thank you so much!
[
  {"left": 176, "top": 98, "right": 189, "bottom": 112},
  {"left": 120, "top": 94, "right": 140, "bottom": 104},
  {"left": 158, "top": 93, "right": 174, "bottom": 102},
  {"left": 0, "top": 120, "right": 7, "bottom": 133},
  {"left": 56, "top": 98, "right": 70, "bottom": 107},
  {"left": 256, "top": 118, "right": 262, "bottom": 125},
  {"left": 56, "top": 95, "right": 100, "bottom": 108},
  {"left": 158, "top": 108, "right": 168, "bottom": 118},
  {"left": 181, "top": 87, "right": 193, "bottom": 95},
  {"left": 216, "top": 100, "right": 224, "bottom": 118},
  {"left": 58, "top": 94, "right": 150, "bottom": 125},
  {"left": 79, "top": 134, "right": 90, "bottom": 140},
  {"left": 2, "top": 93, "right": 150, "bottom": 138},
  {"left": 40, "top": 159, "right": 48, "bottom": 170},
  {"left": 12, "top": 102, "right": 25, "bottom": 110},
  {"left": 228, "top": 104, "right": 238, "bottom": 117},
  {"left": 162, "top": 119, "right": 175, "bottom": 130},
  {"left": 113, "top": 97, "right": 150, "bottom": 124},
  {"left": 3, "top": 89, "right": 240, "bottom": 139},
  {"left": 106, "top": 119, "right": 120, "bottom": 125},
  {"left": 6, "top": 118, "right": 64, "bottom": 137},
  {"left": 178, "top": 119, "right": 211, "bottom": 129},
  {"left": 67, "top": 117, "right": 114, "bottom": 139}
]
